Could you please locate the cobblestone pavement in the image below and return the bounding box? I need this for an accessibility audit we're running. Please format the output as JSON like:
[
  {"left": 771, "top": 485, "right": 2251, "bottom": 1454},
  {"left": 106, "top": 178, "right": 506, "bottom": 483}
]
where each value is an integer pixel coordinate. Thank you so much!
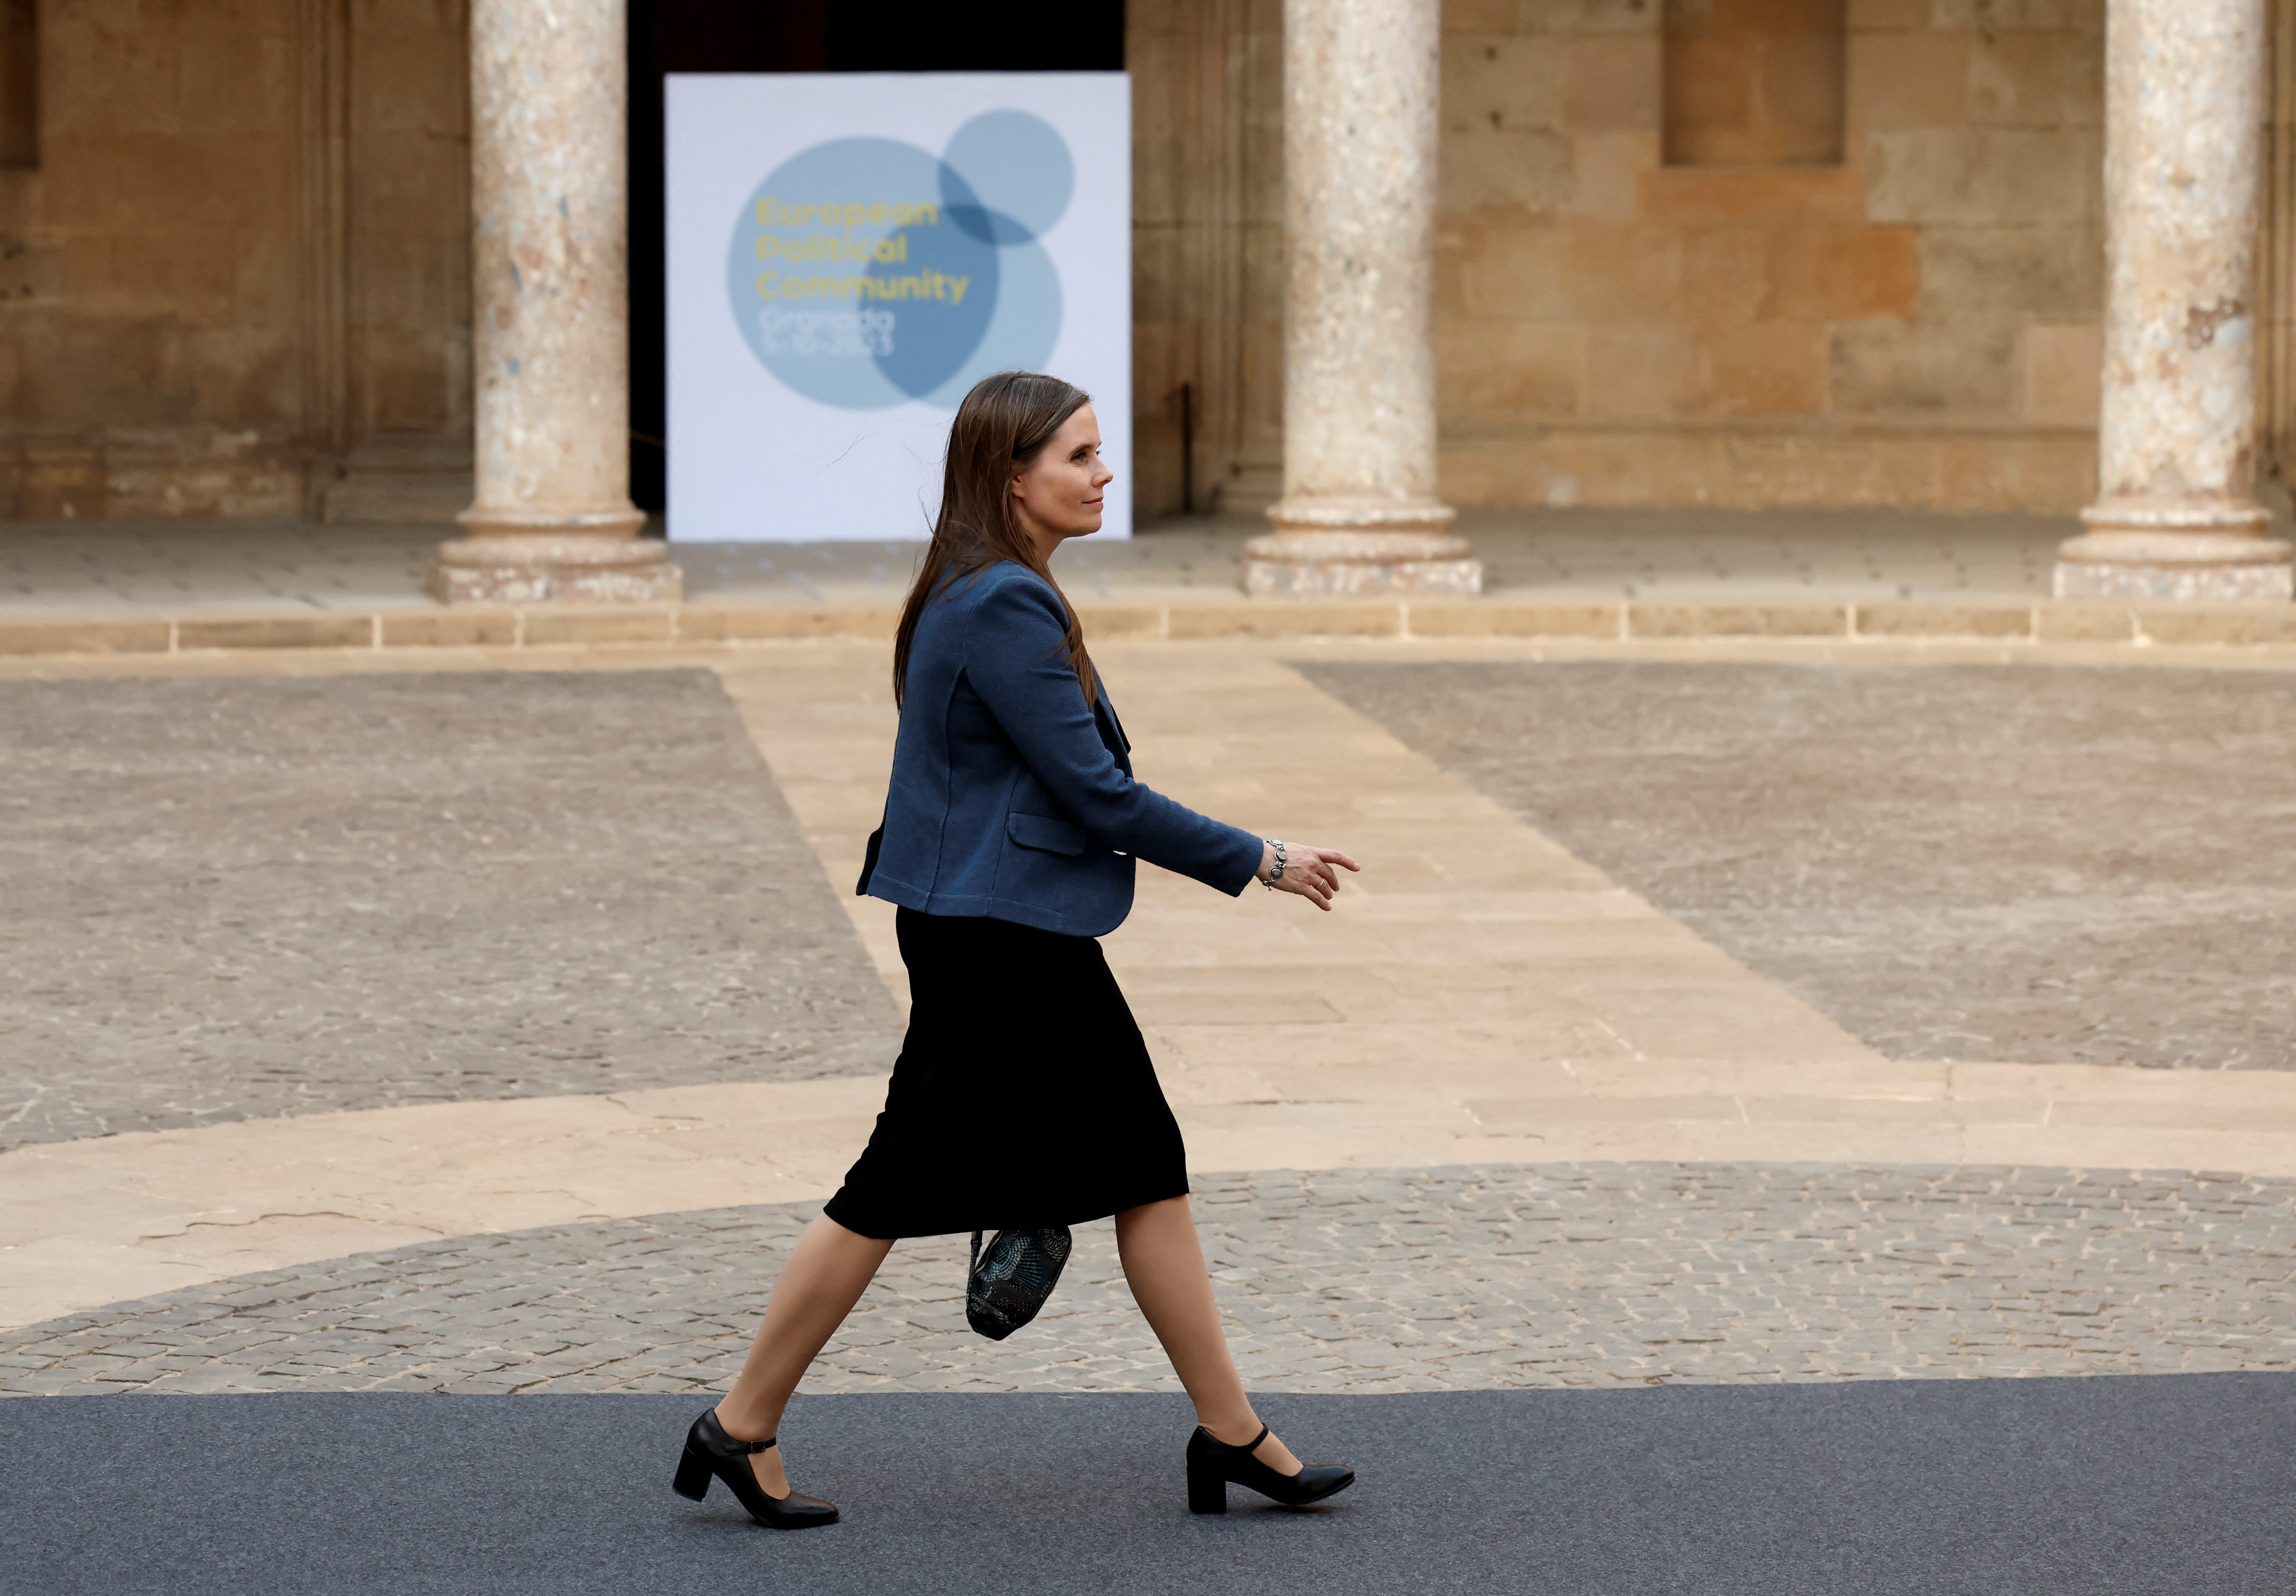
[
  {"left": 1305, "top": 660, "right": 2296, "bottom": 1071},
  {"left": 6, "top": 1162, "right": 2292, "bottom": 1398},
  {"left": 0, "top": 669, "right": 897, "bottom": 1150}
]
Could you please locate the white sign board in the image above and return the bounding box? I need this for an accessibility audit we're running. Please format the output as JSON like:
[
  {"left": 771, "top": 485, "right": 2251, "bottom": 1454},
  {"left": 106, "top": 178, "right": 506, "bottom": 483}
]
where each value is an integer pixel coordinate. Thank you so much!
[{"left": 666, "top": 73, "right": 1132, "bottom": 542}]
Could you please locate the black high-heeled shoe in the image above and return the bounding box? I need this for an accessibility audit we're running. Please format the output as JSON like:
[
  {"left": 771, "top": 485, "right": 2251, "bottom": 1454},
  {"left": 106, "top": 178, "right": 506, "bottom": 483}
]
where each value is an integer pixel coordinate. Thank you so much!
[
  {"left": 1186, "top": 1424, "right": 1354, "bottom": 1514},
  {"left": 672, "top": 1409, "right": 840, "bottom": 1529}
]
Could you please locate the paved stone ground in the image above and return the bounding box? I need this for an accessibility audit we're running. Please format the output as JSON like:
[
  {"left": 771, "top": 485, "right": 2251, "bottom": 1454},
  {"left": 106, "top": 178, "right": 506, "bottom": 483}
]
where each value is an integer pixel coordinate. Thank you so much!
[
  {"left": 1306, "top": 660, "right": 2296, "bottom": 1071},
  {"left": 0, "top": 669, "right": 898, "bottom": 1150},
  {"left": 6, "top": 1162, "right": 2292, "bottom": 1398}
]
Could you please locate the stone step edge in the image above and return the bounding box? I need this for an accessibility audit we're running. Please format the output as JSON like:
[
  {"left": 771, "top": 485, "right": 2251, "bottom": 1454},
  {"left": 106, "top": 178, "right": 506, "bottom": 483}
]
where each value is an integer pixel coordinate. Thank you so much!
[{"left": 5, "top": 598, "right": 2296, "bottom": 656}]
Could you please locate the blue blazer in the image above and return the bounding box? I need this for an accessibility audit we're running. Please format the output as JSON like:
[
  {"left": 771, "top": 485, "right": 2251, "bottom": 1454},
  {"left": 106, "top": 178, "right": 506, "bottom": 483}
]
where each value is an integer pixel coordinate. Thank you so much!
[{"left": 858, "top": 561, "right": 1264, "bottom": 937}]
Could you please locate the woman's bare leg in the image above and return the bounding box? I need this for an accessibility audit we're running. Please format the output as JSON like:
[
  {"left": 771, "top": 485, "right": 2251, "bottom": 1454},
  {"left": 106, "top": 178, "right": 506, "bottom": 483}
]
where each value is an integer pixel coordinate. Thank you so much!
[
  {"left": 714, "top": 1214, "right": 894, "bottom": 1497},
  {"left": 1115, "top": 1195, "right": 1303, "bottom": 1475}
]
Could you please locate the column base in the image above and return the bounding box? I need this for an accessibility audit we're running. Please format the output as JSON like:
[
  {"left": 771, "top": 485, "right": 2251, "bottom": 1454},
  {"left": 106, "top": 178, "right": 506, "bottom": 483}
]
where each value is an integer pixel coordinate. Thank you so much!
[
  {"left": 431, "top": 533, "right": 683, "bottom": 605},
  {"left": 1246, "top": 501, "right": 1480, "bottom": 597},
  {"left": 2054, "top": 513, "right": 2292, "bottom": 603}
]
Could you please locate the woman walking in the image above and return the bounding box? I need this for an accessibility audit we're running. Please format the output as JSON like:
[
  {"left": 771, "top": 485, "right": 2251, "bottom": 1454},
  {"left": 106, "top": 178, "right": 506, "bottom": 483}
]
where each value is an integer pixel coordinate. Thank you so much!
[{"left": 672, "top": 371, "right": 1360, "bottom": 1528}]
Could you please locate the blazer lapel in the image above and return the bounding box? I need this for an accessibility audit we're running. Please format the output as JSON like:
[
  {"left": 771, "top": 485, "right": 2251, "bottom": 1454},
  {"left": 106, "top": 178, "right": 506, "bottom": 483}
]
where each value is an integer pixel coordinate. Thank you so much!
[{"left": 1094, "top": 688, "right": 1134, "bottom": 768}]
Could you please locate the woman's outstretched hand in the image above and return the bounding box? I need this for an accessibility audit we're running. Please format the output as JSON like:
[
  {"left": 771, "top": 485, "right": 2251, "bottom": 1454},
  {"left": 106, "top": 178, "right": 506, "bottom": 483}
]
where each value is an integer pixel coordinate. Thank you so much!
[{"left": 1260, "top": 842, "right": 1360, "bottom": 911}]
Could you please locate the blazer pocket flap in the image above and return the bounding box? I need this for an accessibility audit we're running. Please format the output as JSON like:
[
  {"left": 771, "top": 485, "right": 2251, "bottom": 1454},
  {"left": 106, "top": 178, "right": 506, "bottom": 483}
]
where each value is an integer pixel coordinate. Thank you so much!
[{"left": 1006, "top": 812, "right": 1088, "bottom": 856}]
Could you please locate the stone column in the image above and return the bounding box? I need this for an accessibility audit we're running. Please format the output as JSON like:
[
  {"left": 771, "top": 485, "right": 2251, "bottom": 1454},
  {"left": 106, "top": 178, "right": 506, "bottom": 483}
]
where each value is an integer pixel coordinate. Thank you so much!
[
  {"left": 431, "top": 0, "right": 678, "bottom": 605},
  {"left": 1245, "top": 0, "right": 1478, "bottom": 597},
  {"left": 2056, "top": 0, "right": 2293, "bottom": 601}
]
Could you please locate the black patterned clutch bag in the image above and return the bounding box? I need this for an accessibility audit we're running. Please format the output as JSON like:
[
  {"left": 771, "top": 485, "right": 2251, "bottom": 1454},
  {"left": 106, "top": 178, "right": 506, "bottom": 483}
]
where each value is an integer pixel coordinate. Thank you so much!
[{"left": 966, "top": 1226, "right": 1074, "bottom": 1340}]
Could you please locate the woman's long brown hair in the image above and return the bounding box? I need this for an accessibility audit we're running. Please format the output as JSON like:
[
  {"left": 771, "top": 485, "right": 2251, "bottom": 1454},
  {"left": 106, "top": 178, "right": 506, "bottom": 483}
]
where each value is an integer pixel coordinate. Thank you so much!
[{"left": 893, "top": 370, "right": 1096, "bottom": 709}]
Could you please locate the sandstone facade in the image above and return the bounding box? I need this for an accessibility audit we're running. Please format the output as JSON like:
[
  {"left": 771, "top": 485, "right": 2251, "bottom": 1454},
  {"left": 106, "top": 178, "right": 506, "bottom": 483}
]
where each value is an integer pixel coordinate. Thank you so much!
[
  {"left": 2, "top": 0, "right": 2287, "bottom": 525},
  {"left": 0, "top": 0, "right": 467, "bottom": 520},
  {"left": 1136, "top": 0, "right": 2119, "bottom": 515}
]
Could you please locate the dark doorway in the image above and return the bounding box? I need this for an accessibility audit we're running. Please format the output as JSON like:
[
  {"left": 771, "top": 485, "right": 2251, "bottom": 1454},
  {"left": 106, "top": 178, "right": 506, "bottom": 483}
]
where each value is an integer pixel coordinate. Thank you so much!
[{"left": 627, "top": 2, "right": 1126, "bottom": 513}]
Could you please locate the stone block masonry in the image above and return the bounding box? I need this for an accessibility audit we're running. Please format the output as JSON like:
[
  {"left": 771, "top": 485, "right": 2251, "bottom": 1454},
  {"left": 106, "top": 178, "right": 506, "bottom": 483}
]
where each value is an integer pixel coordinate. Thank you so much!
[
  {"left": 0, "top": 0, "right": 2212, "bottom": 523},
  {"left": 1416, "top": 0, "right": 2112, "bottom": 513},
  {"left": 1125, "top": 0, "right": 2120, "bottom": 518},
  {"left": 0, "top": 0, "right": 469, "bottom": 519}
]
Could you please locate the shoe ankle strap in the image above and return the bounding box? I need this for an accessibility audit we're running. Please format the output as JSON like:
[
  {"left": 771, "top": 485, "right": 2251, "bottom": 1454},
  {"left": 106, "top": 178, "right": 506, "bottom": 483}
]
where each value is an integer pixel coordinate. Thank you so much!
[
  {"left": 698, "top": 1409, "right": 777, "bottom": 1456},
  {"left": 1204, "top": 1423, "right": 1270, "bottom": 1454}
]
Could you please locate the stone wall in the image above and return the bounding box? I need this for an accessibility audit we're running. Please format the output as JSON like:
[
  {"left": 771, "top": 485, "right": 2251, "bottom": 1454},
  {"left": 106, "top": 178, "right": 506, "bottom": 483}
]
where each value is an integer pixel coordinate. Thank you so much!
[
  {"left": 1437, "top": 0, "right": 2105, "bottom": 511},
  {"left": 1135, "top": 0, "right": 2109, "bottom": 516},
  {"left": 0, "top": 0, "right": 308, "bottom": 517},
  {"left": 0, "top": 0, "right": 468, "bottom": 521},
  {"left": 0, "top": 0, "right": 2154, "bottom": 522}
]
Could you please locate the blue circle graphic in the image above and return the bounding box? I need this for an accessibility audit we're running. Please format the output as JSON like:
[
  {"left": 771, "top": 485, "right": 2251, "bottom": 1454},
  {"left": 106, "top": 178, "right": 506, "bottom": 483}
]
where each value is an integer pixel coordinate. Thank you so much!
[
  {"left": 923, "top": 236, "right": 1063, "bottom": 408},
  {"left": 939, "top": 110, "right": 1075, "bottom": 245},
  {"left": 726, "top": 115, "right": 1072, "bottom": 410},
  {"left": 870, "top": 162, "right": 998, "bottom": 399}
]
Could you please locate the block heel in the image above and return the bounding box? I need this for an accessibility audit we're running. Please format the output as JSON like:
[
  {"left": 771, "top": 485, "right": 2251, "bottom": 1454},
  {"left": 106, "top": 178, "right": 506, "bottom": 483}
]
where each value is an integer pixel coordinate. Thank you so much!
[
  {"left": 1184, "top": 1424, "right": 1354, "bottom": 1513},
  {"left": 672, "top": 1445, "right": 714, "bottom": 1501}
]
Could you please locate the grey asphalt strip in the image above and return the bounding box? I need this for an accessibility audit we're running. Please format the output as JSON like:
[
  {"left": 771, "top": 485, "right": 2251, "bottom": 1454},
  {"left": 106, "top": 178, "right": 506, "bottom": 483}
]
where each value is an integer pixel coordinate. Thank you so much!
[{"left": 5, "top": 1378, "right": 2290, "bottom": 1595}]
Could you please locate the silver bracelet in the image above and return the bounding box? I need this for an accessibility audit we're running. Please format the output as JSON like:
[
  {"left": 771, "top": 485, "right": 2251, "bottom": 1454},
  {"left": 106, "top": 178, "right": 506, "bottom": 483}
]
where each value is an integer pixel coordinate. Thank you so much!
[{"left": 1262, "top": 838, "right": 1287, "bottom": 889}]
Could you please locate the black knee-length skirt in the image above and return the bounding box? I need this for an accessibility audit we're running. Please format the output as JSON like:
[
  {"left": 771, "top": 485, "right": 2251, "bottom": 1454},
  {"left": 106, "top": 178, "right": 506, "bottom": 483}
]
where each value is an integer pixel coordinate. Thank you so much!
[{"left": 822, "top": 907, "right": 1190, "bottom": 1240}]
